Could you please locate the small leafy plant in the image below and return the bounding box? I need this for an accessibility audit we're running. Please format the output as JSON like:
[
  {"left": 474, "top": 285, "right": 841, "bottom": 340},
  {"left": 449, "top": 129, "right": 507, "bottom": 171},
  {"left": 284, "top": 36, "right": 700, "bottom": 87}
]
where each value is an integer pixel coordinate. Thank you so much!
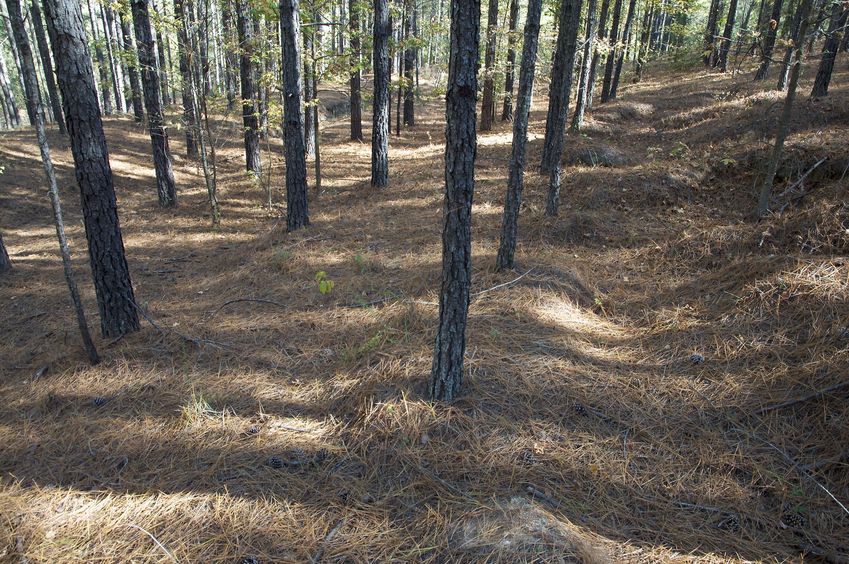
[{"left": 315, "top": 271, "right": 335, "bottom": 295}]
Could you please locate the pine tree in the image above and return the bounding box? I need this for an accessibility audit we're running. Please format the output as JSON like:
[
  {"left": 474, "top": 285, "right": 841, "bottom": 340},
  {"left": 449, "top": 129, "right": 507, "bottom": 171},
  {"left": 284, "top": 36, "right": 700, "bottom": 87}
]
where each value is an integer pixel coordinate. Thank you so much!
[
  {"left": 349, "top": 0, "right": 363, "bottom": 140},
  {"left": 479, "top": 0, "right": 498, "bottom": 130},
  {"left": 237, "top": 0, "right": 262, "bottom": 174},
  {"left": 28, "top": 0, "right": 65, "bottom": 132},
  {"left": 501, "top": 0, "right": 519, "bottom": 121},
  {"left": 371, "top": 0, "right": 390, "bottom": 187},
  {"left": 174, "top": 0, "right": 199, "bottom": 157},
  {"left": 811, "top": 1, "right": 848, "bottom": 97},
  {"left": 754, "top": 0, "right": 786, "bottom": 79}
]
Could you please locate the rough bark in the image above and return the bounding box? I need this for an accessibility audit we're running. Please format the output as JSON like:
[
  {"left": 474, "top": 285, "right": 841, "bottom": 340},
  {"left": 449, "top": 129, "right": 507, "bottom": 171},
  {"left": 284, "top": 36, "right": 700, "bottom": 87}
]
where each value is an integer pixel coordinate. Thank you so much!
[
  {"left": 44, "top": 0, "right": 140, "bottom": 337},
  {"left": 717, "top": 0, "right": 740, "bottom": 70},
  {"left": 0, "top": 18, "right": 21, "bottom": 126},
  {"left": 131, "top": 0, "right": 178, "bottom": 207},
  {"left": 402, "top": 0, "right": 415, "bottom": 126},
  {"left": 174, "top": 0, "right": 198, "bottom": 157},
  {"left": 85, "top": 0, "right": 112, "bottom": 114},
  {"left": 303, "top": 15, "right": 316, "bottom": 157},
  {"left": 587, "top": 0, "right": 610, "bottom": 112},
  {"left": 634, "top": 0, "right": 653, "bottom": 82},
  {"left": 280, "top": 0, "right": 310, "bottom": 231},
  {"left": 430, "top": 0, "right": 480, "bottom": 403},
  {"left": 29, "top": 0, "right": 65, "bottom": 131},
  {"left": 777, "top": 0, "right": 803, "bottom": 89},
  {"left": 3, "top": 0, "right": 32, "bottom": 125},
  {"left": 571, "top": 0, "right": 598, "bottom": 130},
  {"left": 0, "top": 231, "right": 10, "bottom": 272},
  {"left": 754, "top": 0, "right": 786, "bottom": 80},
  {"left": 479, "top": 0, "right": 498, "bottom": 130},
  {"left": 221, "top": 0, "right": 237, "bottom": 110},
  {"left": 540, "top": 0, "right": 583, "bottom": 173},
  {"left": 703, "top": 0, "right": 721, "bottom": 64},
  {"left": 601, "top": 0, "right": 623, "bottom": 103},
  {"left": 495, "top": 0, "right": 543, "bottom": 271},
  {"left": 349, "top": 0, "right": 363, "bottom": 140},
  {"left": 371, "top": 0, "right": 390, "bottom": 187},
  {"left": 610, "top": 0, "right": 636, "bottom": 100},
  {"left": 811, "top": 2, "right": 848, "bottom": 97},
  {"left": 9, "top": 0, "right": 100, "bottom": 362},
  {"left": 236, "top": 0, "right": 261, "bottom": 174},
  {"left": 501, "top": 0, "right": 519, "bottom": 121},
  {"left": 758, "top": 0, "right": 812, "bottom": 216},
  {"left": 100, "top": 4, "right": 124, "bottom": 113},
  {"left": 119, "top": 15, "right": 145, "bottom": 122}
]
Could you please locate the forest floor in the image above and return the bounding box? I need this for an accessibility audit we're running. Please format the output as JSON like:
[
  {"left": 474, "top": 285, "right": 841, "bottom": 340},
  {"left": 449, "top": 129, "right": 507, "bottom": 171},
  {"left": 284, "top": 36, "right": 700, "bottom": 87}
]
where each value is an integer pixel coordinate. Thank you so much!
[{"left": 1, "top": 58, "right": 848, "bottom": 562}]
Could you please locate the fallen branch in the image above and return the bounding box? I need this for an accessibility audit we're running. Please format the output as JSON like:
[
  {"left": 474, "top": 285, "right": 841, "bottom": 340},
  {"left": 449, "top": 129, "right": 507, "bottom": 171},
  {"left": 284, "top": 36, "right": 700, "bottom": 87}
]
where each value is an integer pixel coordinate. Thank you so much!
[
  {"left": 755, "top": 380, "right": 849, "bottom": 415},
  {"left": 134, "top": 303, "right": 229, "bottom": 349},
  {"left": 208, "top": 298, "right": 287, "bottom": 318},
  {"left": 776, "top": 157, "right": 827, "bottom": 200},
  {"left": 473, "top": 268, "right": 534, "bottom": 299},
  {"left": 310, "top": 518, "right": 345, "bottom": 564}
]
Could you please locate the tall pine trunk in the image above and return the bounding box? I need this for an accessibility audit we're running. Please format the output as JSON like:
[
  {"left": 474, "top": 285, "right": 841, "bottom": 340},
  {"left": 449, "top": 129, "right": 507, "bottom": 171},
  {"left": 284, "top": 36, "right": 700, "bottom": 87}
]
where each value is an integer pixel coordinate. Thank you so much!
[
  {"left": 371, "top": 0, "right": 390, "bottom": 187},
  {"left": 402, "top": 0, "right": 415, "bottom": 126},
  {"left": 85, "top": 0, "right": 112, "bottom": 115},
  {"left": 601, "top": 0, "right": 623, "bottom": 103},
  {"left": 45, "top": 0, "right": 140, "bottom": 338},
  {"left": 717, "top": 0, "right": 739, "bottom": 70},
  {"left": 754, "top": 0, "right": 785, "bottom": 80},
  {"left": 29, "top": 0, "right": 65, "bottom": 132},
  {"left": 100, "top": 4, "right": 124, "bottom": 113},
  {"left": 587, "top": 0, "right": 610, "bottom": 110},
  {"left": 131, "top": 0, "right": 178, "bottom": 207},
  {"left": 777, "top": 0, "right": 803, "bottom": 89},
  {"left": 810, "top": 3, "right": 848, "bottom": 97},
  {"left": 571, "top": 0, "right": 598, "bottom": 130},
  {"left": 119, "top": 16, "right": 145, "bottom": 122},
  {"left": 303, "top": 12, "right": 316, "bottom": 157},
  {"left": 236, "top": 0, "right": 262, "bottom": 174},
  {"left": 501, "top": 0, "right": 519, "bottom": 121},
  {"left": 479, "top": 0, "right": 498, "bottom": 130},
  {"left": 280, "top": 0, "right": 310, "bottom": 231},
  {"left": 610, "top": 0, "right": 637, "bottom": 100},
  {"left": 9, "top": 0, "right": 100, "bottom": 362},
  {"left": 430, "top": 0, "right": 480, "bottom": 402},
  {"left": 174, "top": 0, "right": 198, "bottom": 157},
  {"left": 221, "top": 0, "right": 237, "bottom": 110},
  {"left": 349, "top": 0, "right": 363, "bottom": 140},
  {"left": 495, "top": 0, "right": 543, "bottom": 271}
]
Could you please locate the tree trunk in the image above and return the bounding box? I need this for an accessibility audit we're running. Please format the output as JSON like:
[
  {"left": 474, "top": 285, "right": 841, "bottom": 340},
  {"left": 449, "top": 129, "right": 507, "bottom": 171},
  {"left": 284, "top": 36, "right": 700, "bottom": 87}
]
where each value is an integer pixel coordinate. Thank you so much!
[
  {"left": 754, "top": 0, "right": 785, "bottom": 80},
  {"left": 571, "top": 0, "right": 598, "bottom": 130},
  {"left": 540, "top": 0, "right": 583, "bottom": 174},
  {"left": 85, "top": 0, "right": 112, "bottom": 115},
  {"left": 303, "top": 13, "right": 316, "bottom": 157},
  {"left": 479, "top": 0, "right": 498, "bottom": 130},
  {"left": 703, "top": 0, "right": 721, "bottom": 64},
  {"left": 221, "top": 0, "right": 237, "bottom": 110},
  {"left": 44, "top": 0, "right": 140, "bottom": 338},
  {"left": 100, "top": 4, "right": 125, "bottom": 113},
  {"left": 587, "top": 0, "right": 610, "bottom": 110},
  {"left": 501, "top": 0, "right": 519, "bottom": 121},
  {"left": 311, "top": 30, "right": 321, "bottom": 194},
  {"left": 280, "top": 0, "right": 310, "bottom": 231},
  {"left": 810, "top": 2, "right": 848, "bottom": 97},
  {"left": 3, "top": 0, "right": 32, "bottom": 125},
  {"left": 153, "top": 2, "right": 172, "bottom": 106},
  {"left": 0, "top": 20, "right": 21, "bottom": 126},
  {"left": 236, "top": 0, "right": 262, "bottom": 174},
  {"left": 717, "top": 0, "right": 739, "bottom": 70},
  {"left": 349, "top": 0, "right": 363, "bottom": 140},
  {"left": 610, "top": 0, "right": 636, "bottom": 100},
  {"left": 131, "top": 0, "right": 178, "bottom": 207},
  {"left": 757, "top": 0, "right": 812, "bottom": 216},
  {"left": 119, "top": 16, "right": 145, "bottom": 122},
  {"left": 371, "top": 0, "right": 390, "bottom": 187},
  {"left": 174, "top": 0, "right": 198, "bottom": 157},
  {"left": 430, "top": 0, "right": 480, "bottom": 403},
  {"left": 495, "top": 0, "right": 543, "bottom": 271},
  {"left": 29, "top": 0, "right": 65, "bottom": 132},
  {"left": 9, "top": 0, "right": 100, "bottom": 362},
  {"left": 634, "top": 0, "right": 653, "bottom": 82},
  {"left": 0, "top": 230, "right": 10, "bottom": 272},
  {"left": 777, "top": 0, "right": 803, "bottom": 89},
  {"left": 403, "top": 0, "right": 415, "bottom": 126},
  {"left": 601, "top": 0, "right": 623, "bottom": 103}
]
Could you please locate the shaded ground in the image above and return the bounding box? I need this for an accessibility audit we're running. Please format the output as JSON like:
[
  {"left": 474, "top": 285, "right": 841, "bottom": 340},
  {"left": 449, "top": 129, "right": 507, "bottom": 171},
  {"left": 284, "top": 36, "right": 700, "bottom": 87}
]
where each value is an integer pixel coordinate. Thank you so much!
[{"left": 1, "top": 58, "right": 848, "bottom": 562}]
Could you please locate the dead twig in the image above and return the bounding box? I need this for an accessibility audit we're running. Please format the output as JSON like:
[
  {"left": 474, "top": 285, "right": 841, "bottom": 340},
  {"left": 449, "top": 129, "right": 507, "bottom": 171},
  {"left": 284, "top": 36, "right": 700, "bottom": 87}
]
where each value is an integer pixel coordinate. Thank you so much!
[
  {"left": 310, "top": 518, "right": 345, "bottom": 563},
  {"left": 134, "top": 303, "right": 230, "bottom": 349},
  {"left": 208, "top": 298, "right": 288, "bottom": 318},
  {"left": 755, "top": 380, "right": 849, "bottom": 414}
]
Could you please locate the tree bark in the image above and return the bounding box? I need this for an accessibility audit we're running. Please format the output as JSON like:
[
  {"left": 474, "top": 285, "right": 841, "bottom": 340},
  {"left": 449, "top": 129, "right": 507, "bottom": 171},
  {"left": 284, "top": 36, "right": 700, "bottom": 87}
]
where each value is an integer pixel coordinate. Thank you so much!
[
  {"left": 100, "top": 4, "right": 124, "bottom": 113},
  {"left": 402, "top": 0, "right": 415, "bottom": 126},
  {"left": 221, "top": 0, "right": 237, "bottom": 110},
  {"left": 717, "top": 0, "right": 739, "bottom": 70},
  {"left": 479, "top": 0, "right": 498, "bottom": 130},
  {"left": 601, "top": 0, "right": 623, "bottom": 103},
  {"left": 757, "top": 0, "right": 812, "bottom": 216},
  {"left": 303, "top": 12, "right": 316, "bottom": 157},
  {"left": 119, "top": 15, "right": 145, "bottom": 122},
  {"left": 703, "top": 0, "right": 721, "bottom": 64},
  {"left": 371, "top": 0, "right": 390, "bottom": 187},
  {"left": 610, "top": 0, "right": 636, "bottom": 100},
  {"left": 501, "top": 0, "right": 519, "bottom": 121},
  {"left": 280, "top": 0, "right": 310, "bottom": 231},
  {"left": 0, "top": 230, "right": 10, "bottom": 272},
  {"left": 174, "top": 0, "right": 198, "bottom": 157},
  {"left": 236, "top": 0, "right": 261, "bottom": 174},
  {"left": 3, "top": 0, "right": 32, "bottom": 125},
  {"left": 495, "top": 0, "right": 543, "bottom": 271},
  {"left": 587, "top": 0, "right": 609, "bottom": 112},
  {"left": 349, "top": 0, "right": 363, "bottom": 140},
  {"left": 44, "top": 0, "right": 140, "bottom": 337},
  {"left": 85, "top": 0, "right": 112, "bottom": 115},
  {"left": 754, "top": 0, "right": 786, "bottom": 80},
  {"left": 777, "top": 0, "right": 803, "bottom": 89},
  {"left": 131, "top": 0, "right": 178, "bottom": 207},
  {"left": 571, "top": 0, "right": 598, "bottom": 130},
  {"left": 29, "top": 0, "right": 65, "bottom": 132},
  {"left": 0, "top": 19, "right": 21, "bottom": 126},
  {"left": 540, "top": 0, "right": 583, "bottom": 173},
  {"left": 811, "top": 2, "right": 848, "bottom": 97},
  {"left": 430, "top": 0, "right": 480, "bottom": 403},
  {"left": 9, "top": 0, "right": 100, "bottom": 362}
]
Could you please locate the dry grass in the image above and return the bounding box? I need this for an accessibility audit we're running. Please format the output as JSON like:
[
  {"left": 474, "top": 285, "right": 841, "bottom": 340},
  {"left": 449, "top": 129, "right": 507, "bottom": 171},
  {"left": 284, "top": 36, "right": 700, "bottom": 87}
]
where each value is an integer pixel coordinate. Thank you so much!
[{"left": 1, "top": 59, "right": 848, "bottom": 562}]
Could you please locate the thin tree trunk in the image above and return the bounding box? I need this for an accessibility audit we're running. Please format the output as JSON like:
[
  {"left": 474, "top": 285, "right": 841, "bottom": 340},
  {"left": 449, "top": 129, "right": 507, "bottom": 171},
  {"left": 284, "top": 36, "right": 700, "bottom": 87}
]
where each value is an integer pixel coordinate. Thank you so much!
[
  {"left": 100, "top": 4, "right": 124, "bottom": 112},
  {"left": 754, "top": 0, "right": 786, "bottom": 79},
  {"left": 601, "top": 0, "right": 623, "bottom": 103},
  {"left": 571, "top": 0, "right": 598, "bottom": 130},
  {"left": 777, "top": 0, "right": 803, "bottom": 89},
  {"left": 495, "top": 0, "right": 543, "bottom": 271},
  {"left": 236, "top": 0, "right": 261, "bottom": 174},
  {"left": 9, "top": 0, "right": 99, "bottom": 362},
  {"left": 280, "top": 0, "right": 309, "bottom": 231},
  {"left": 311, "top": 30, "right": 321, "bottom": 194},
  {"left": 757, "top": 0, "right": 812, "bottom": 216},
  {"left": 119, "top": 16, "right": 145, "bottom": 122},
  {"left": 174, "top": 0, "right": 198, "bottom": 157},
  {"left": 0, "top": 231, "right": 10, "bottom": 272},
  {"left": 430, "top": 0, "right": 480, "bottom": 403},
  {"left": 610, "top": 0, "right": 636, "bottom": 99},
  {"left": 349, "top": 0, "right": 363, "bottom": 139},
  {"left": 3, "top": 0, "right": 31, "bottom": 125},
  {"left": 221, "top": 0, "right": 237, "bottom": 110},
  {"left": 85, "top": 0, "right": 112, "bottom": 115},
  {"left": 717, "top": 0, "right": 739, "bottom": 70},
  {"left": 152, "top": 0, "right": 171, "bottom": 106},
  {"left": 587, "top": 0, "right": 610, "bottom": 109},
  {"left": 479, "top": 0, "right": 498, "bottom": 130},
  {"left": 303, "top": 11, "right": 316, "bottom": 156},
  {"left": 131, "top": 0, "right": 178, "bottom": 207},
  {"left": 371, "top": 0, "right": 390, "bottom": 187},
  {"left": 29, "top": 0, "right": 65, "bottom": 131},
  {"left": 540, "top": 0, "right": 583, "bottom": 173},
  {"left": 403, "top": 0, "right": 415, "bottom": 126},
  {"left": 501, "top": 0, "right": 519, "bottom": 121},
  {"left": 703, "top": 0, "right": 721, "bottom": 63},
  {"left": 45, "top": 0, "right": 140, "bottom": 337},
  {"left": 0, "top": 28, "right": 21, "bottom": 126},
  {"left": 811, "top": 2, "right": 848, "bottom": 96}
]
